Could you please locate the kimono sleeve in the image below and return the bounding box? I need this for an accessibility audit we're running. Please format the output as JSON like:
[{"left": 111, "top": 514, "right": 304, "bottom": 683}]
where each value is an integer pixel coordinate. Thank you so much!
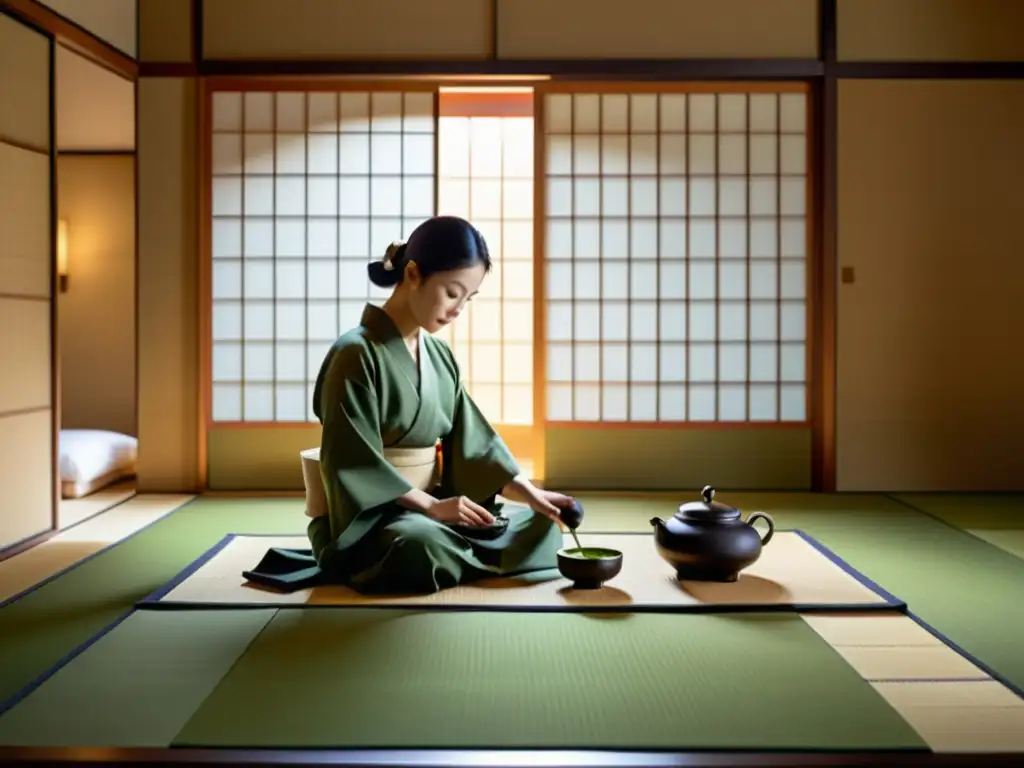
[
  {"left": 318, "top": 345, "right": 415, "bottom": 538},
  {"left": 438, "top": 346, "right": 521, "bottom": 503}
]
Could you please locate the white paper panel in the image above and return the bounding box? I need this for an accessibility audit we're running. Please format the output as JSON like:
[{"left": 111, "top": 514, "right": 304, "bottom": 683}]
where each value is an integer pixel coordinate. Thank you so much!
[
  {"left": 544, "top": 90, "right": 809, "bottom": 423},
  {"left": 0, "top": 143, "right": 52, "bottom": 297},
  {"left": 210, "top": 89, "right": 436, "bottom": 422},
  {"left": 0, "top": 409, "right": 53, "bottom": 548},
  {"left": 0, "top": 13, "right": 50, "bottom": 152},
  {"left": 437, "top": 115, "right": 535, "bottom": 425},
  {"left": 0, "top": 298, "right": 51, "bottom": 414}
]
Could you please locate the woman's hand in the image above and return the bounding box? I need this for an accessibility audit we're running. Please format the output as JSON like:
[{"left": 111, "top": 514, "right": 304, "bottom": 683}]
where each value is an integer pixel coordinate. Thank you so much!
[
  {"left": 527, "top": 489, "right": 576, "bottom": 526},
  {"left": 426, "top": 496, "right": 495, "bottom": 527},
  {"left": 502, "top": 475, "right": 574, "bottom": 527}
]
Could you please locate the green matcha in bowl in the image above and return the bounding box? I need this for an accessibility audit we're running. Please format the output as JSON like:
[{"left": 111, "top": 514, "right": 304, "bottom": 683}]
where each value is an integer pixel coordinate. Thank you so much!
[{"left": 556, "top": 546, "right": 623, "bottom": 590}]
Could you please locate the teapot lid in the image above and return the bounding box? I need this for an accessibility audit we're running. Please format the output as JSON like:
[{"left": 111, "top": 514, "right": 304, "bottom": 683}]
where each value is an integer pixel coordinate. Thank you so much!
[{"left": 676, "top": 486, "right": 740, "bottom": 522}]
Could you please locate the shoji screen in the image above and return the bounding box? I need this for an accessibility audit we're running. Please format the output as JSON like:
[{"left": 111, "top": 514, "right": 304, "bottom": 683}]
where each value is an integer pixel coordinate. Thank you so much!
[
  {"left": 542, "top": 88, "right": 809, "bottom": 424},
  {"left": 436, "top": 91, "right": 535, "bottom": 444},
  {"left": 208, "top": 88, "right": 436, "bottom": 424},
  {"left": 539, "top": 85, "right": 812, "bottom": 489},
  {"left": 0, "top": 12, "right": 55, "bottom": 548}
]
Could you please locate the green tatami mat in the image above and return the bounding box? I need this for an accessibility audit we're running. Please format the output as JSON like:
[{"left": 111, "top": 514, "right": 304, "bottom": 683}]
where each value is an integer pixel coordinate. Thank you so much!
[
  {"left": 174, "top": 610, "right": 925, "bottom": 751},
  {"left": 893, "top": 493, "right": 1024, "bottom": 530},
  {"left": 0, "top": 498, "right": 305, "bottom": 709},
  {"left": 5, "top": 492, "right": 1024, "bottom": 730},
  {"left": 0, "top": 609, "right": 276, "bottom": 747},
  {"left": 970, "top": 530, "right": 1024, "bottom": 561}
]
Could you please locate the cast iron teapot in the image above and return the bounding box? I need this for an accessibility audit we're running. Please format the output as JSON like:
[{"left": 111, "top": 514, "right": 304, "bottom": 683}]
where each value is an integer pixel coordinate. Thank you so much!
[{"left": 650, "top": 486, "right": 775, "bottom": 583}]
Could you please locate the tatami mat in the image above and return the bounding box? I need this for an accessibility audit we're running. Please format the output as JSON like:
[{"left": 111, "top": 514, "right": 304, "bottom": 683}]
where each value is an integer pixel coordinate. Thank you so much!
[
  {"left": 802, "top": 612, "right": 942, "bottom": 647},
  {"left": 969, "top": 530, "right": 1024, "bottom": 561},
  {"left": 2, "top": 494, "right": 1024, "bottom": 755},
  {"left": 834, "top": 646, "right": 989, "bottom": 682},
  {"left": 802, "top": 611, "right": 1024, "bottom": 752},
  {"left": 172, "top": 610, "right": 924, "bottom": 750},
  {"left": 0, "top": 493, "right": 194, "bottom": 607},
  {"left": 142, "top": 530, "right": 902, "bottom": 612},
  {"left": 0, "top": 610, "right": 276, "bottom": 747},
  {"left": 884, "top": 704, "right": 1024, "bottom": 753},
  {"left": 58, "top": 480, "right": 136, "bottom": 529},
  {"left": 892, "top": 493, "right": 1024, "bottom": 530},
  {"left": 891, "top": 493, "right": 1024, "bottom": 562}
]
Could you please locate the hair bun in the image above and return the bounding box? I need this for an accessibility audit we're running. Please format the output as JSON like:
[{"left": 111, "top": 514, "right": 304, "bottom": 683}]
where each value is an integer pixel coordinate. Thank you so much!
[
  {"left": 367, "top": 241, "right": 407, "bottom": 288},
  {"left": 384, "top": 241, "right": 407, "bottom": 269}
]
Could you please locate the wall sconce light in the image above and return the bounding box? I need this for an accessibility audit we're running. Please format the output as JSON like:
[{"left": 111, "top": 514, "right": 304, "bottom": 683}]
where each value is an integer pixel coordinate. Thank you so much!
[{"left": 57, "top": 219, "right": 69, "bottom": 293}]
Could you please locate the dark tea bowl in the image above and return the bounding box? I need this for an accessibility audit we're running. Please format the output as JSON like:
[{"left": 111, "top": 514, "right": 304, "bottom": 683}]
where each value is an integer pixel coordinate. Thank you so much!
[{"left": 557, "top": 547, "right": 623, "bottom": 590}]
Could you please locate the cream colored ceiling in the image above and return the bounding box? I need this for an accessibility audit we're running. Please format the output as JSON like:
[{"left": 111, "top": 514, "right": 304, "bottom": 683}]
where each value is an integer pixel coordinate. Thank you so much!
[
  {"left": 56, "top": 45, "right": 135, "bottom": 152},
  {"left": 38, "top": 0, "right": 137, "bottom": 57}
]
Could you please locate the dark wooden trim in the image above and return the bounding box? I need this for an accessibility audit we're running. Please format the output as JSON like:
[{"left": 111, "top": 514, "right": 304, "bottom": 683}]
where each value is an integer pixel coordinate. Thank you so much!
[
  {"left": 48, "top": 27, "right": 59, "bottom": 535},
  {"left": 0, "top": 529, "right": 56, "bottom": 563},
  {"left": 191, "top": 0, "right": 202, "bottom": 65},
  {"left": 138, "top": 62, "right": 198, "bottom": 78},
  {"left": 488, "top": 0, "right": 498, "bottom": 59},
  {"left": 133, "top": 59, "right": 141, "bottom": 478},
  {"left": 194, "top": 77, "right": 210, "bottom": 490},
  {"left": 58, "top": 149, "right": 135, "bottom": 156},
  {"left": 811, "top": 0, "right": 837, "bottom": 492},
  {"left": 836, "top": 61, "right": 1024, "bottom": 79},
  {"left": 0, "top": 0, "right": 137, "bottom": 81},
  {"left": 2, "top": 747, "right": 1024, "bottom": 767},
  {"left": 133, "top": 0, "right": 140, "bottom": 71},
  {"left": 194, "top": 58, "right": 826, "bottom": 80},
  {"left": 146, "top": 59, "right": 1024, "bottom": 84}
]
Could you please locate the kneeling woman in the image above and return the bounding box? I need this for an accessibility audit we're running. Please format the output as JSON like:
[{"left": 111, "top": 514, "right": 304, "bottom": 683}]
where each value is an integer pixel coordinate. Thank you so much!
[{"left": 299, "top": 216, "right": 572, "bottom": 595}]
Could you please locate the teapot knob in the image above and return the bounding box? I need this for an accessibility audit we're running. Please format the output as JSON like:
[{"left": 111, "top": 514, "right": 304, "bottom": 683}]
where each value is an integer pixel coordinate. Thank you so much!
[{"left": 701, "top": 485, "right": 716, "bottom": 504}]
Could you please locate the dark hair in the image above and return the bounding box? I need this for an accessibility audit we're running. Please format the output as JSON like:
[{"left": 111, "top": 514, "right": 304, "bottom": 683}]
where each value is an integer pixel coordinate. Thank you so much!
[{"left": 367, "top": 216, "right": 492, "bottom": 289}]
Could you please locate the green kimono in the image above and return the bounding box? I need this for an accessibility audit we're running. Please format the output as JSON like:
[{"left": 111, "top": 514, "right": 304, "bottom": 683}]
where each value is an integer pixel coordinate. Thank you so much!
[{"left": 242, "top": 303, "right": 562, "bottom": 595}]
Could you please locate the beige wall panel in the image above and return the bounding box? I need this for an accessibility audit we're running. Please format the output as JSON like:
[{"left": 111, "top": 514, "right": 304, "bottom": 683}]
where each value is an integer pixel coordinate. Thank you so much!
[
  {"left": 57, "top": 155, "right": 136, "bottom": 437},
  {"left": 0, "top": 298, "right": 50, "bottom": 414},
  {"left": 837, "top": 80, "right": 1024, "bottom": 492},
  {"left": 139, "top": 0, "right": 193, "bottom": 63},
  {"left": 38, "top": 0, "right": 138, "bottom": 57},
  {"left": 0, "top": 14, "right": 50, "bottom": 152},
  {"left": 56, "top": 47, "right": 135, "bottom": 152},
  {"left": 0, "top": 409, "right": 53, "bottom": 548},
  {"left": 207, "top": 426, "right": 810, "bottom": 491},
  {"left": 0, "top": 143, "right": 51, "bottom": 298},
  {"left": 545, "top": 428, "right": 811, "bottom": 491},
  {"left": 203, "top": 0, "right": 491, "bottom": 59},
  {"left": 838, "top": 0, "right": 1024, "bottom": 62},
  {"left": 208, "top": 427, "right": 321, "bottom": 490},
  {"left": 137, "top": 77, "right": 198, "bottom": 492},
  {"left": 498, "top": 0, "right": 818, "bottom": 59}
]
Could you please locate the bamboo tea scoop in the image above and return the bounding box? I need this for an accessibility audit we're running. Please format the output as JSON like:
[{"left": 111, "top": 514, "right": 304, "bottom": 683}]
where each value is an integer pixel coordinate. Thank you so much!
[{"left": 560, "top": 499, "right": 586, "bottom": 550}]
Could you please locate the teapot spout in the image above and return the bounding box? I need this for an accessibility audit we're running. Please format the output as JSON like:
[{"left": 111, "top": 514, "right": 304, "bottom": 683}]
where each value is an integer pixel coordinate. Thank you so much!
[{"left": 649, "top": 517, "right": 667, "bottom": 532}]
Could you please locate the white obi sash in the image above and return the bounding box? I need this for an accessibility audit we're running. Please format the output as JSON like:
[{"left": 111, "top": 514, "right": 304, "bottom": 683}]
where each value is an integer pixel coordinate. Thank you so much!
[{"left": 300, "top": 444, "right": 441, "bottom": 519}]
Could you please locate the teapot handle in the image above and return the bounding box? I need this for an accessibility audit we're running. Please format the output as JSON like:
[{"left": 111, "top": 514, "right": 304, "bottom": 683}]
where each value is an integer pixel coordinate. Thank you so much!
[{"left": 747, "top": 512, "right": 775, "bottom": 546}]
